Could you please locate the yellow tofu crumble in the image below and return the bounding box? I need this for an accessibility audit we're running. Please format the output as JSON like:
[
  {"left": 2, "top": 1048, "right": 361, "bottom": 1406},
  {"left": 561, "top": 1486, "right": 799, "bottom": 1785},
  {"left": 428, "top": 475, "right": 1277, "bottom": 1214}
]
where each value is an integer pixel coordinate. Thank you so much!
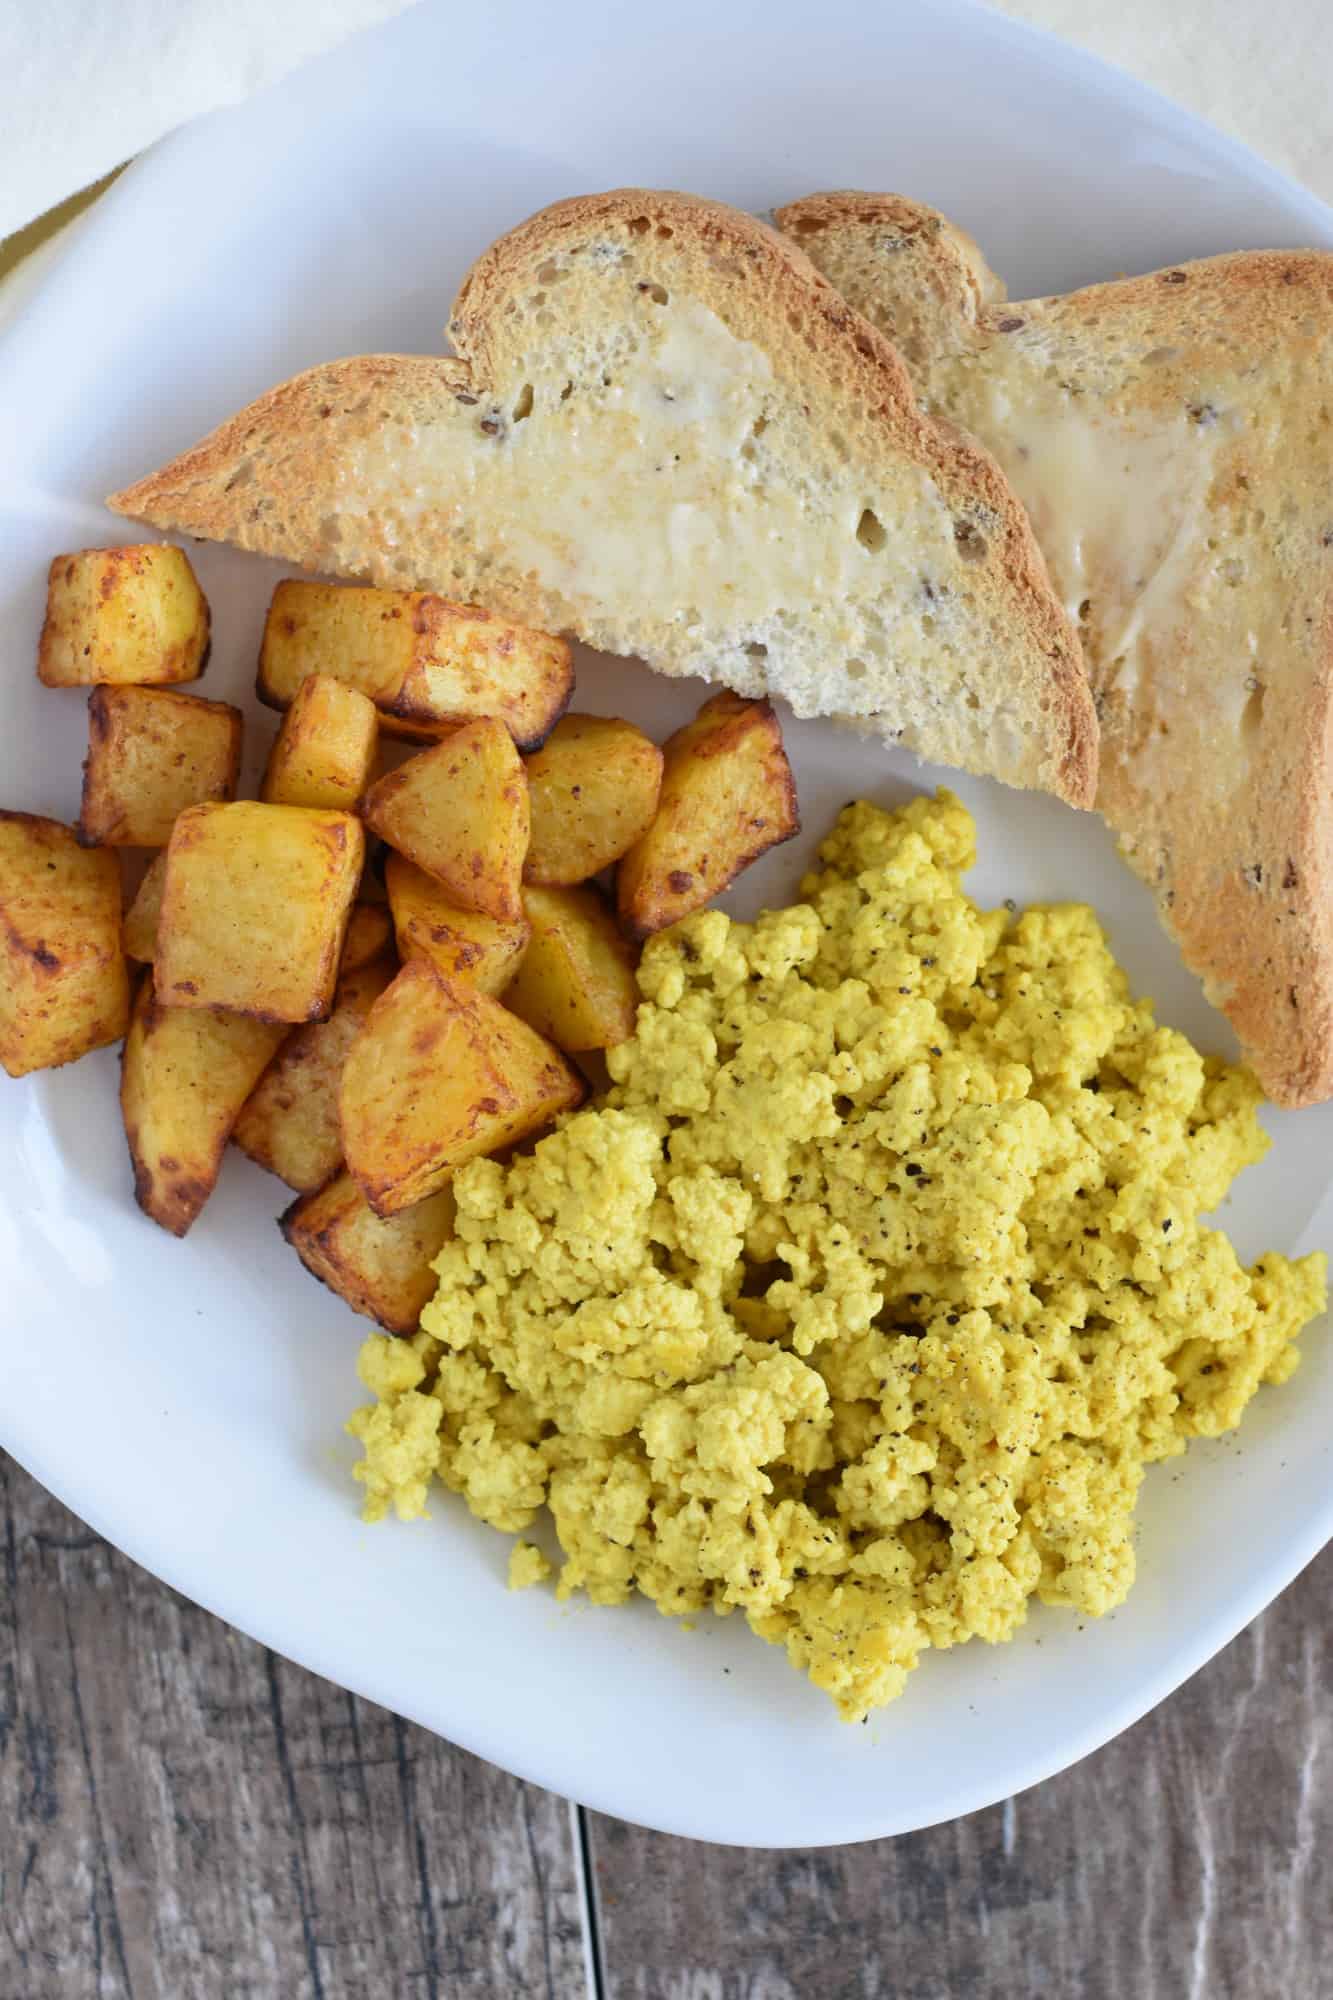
[{"left": 349, "top": 792, "right": 1325, "bottom": 1720}]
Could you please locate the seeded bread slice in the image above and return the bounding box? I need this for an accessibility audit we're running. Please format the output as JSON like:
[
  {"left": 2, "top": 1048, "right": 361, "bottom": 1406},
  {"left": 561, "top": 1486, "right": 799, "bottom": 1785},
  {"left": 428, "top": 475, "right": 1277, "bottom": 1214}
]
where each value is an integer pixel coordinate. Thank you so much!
[
  {"left": 109, "top": 189, "right": 1094, "bottom": 807},
  {"left": 779, "top": 192, "right": 1333, "bottom": 1108}
]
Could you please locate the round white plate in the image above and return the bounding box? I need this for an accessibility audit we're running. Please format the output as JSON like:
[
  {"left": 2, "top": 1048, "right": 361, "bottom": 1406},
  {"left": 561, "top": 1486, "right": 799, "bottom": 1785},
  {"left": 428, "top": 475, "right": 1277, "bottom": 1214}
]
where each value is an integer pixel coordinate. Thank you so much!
[{"left": 2, "top": 0, "right": 1330, "bottom": 1848}]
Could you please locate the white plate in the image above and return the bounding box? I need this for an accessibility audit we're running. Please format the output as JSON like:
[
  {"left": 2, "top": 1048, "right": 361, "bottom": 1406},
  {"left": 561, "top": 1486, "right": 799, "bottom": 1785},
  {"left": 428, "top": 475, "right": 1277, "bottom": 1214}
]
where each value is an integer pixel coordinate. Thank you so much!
[{"left": 2, "top": 0, "right": 1331, "bottom": 1848}]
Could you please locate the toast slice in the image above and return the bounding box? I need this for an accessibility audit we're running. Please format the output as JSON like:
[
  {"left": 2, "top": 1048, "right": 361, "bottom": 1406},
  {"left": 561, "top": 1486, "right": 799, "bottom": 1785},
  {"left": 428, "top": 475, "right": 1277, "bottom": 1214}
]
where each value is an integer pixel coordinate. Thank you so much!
[
  {"left": 108, "top": 190, "right": 1094, "bottom": 808},
  {"left": 778, "top": 193, "right": 1333, "bottom": 1108}
]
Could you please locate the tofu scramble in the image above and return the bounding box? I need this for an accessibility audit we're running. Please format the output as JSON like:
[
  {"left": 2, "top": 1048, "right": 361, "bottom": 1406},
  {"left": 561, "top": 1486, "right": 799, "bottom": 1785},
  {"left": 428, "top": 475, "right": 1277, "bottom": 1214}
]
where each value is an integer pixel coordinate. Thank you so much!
[{"left": 349, "top": 792, "right": 1326, "bottom": 1720}]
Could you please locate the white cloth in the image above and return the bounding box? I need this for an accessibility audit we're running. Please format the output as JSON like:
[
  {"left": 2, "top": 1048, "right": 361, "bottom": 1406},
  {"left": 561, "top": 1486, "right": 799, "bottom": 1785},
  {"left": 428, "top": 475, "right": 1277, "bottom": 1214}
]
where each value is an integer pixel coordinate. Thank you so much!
[
  {"left": 1, "top": 1, "right": 1330, "bottom": 253},
  {"left": 989, "top": 1, "right": 1333, "bottom": 211},
  {"left": 0, "top": 0, "right": 418, "bottom": 242}
]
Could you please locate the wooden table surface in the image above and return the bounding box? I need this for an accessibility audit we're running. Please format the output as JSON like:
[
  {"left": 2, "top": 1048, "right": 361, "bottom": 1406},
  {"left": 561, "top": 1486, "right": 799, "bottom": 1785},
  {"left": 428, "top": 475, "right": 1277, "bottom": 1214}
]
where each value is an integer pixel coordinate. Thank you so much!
[{"left": 1, "top": 1450, "right": 1328, "bottom": 1999}]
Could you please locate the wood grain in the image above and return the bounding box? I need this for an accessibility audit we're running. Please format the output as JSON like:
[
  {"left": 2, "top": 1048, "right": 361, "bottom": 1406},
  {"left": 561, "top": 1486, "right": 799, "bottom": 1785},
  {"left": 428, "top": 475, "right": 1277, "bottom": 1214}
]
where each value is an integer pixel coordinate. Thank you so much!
[
  {"left": 0, "top": 1453, "right": 589, "bottom": 2000},
  {"left": 586, "top": 1541, "right": 1333, "bottom": 2000},
  {"left": 4, "top": 1446, "right": 1331, "bottom": 2000}
]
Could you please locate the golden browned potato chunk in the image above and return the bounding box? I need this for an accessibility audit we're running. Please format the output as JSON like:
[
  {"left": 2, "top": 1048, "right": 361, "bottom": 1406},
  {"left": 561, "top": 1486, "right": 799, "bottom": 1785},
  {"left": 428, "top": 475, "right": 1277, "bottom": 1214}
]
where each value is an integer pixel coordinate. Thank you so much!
[
  {"left": 120, "top": 973, "right": 286, "bottom": 1235},
  {"left": 156, "top": 801, "right": 364, "bottom": 1022},
  {"left": 617, "top": 693, "right": 799, "bottom": 938},
  {"left": 385, "top": 852, "right": 528, "bottom": 995},
  {"left": 258, "top": 582, "right": 572, "bottom": 749},
  {"left": 524, "top": 715, "right": 663, "bottom": 884},
  {"left": 77, "top": 685, "right": 242, "bottom": 847},
  {"left": 122, "top": 852, "right": 168, "bottom": 963},
  {"left": 0, "top": 812, "right": 129, "bottom": 1077},
  {"left": 280, "top": 1171, "right": 455, "bottom": 1335},
  {"left": 504, "top": 884, "right": 638, "bottom": 1052},
  {"left": 38, "top": 545, "right": 210, "bottom": 687},
  {"left": 340, "top": 959, "right": 585, "bottom": 1215},
  {"left": 339, "top": 901, "right": 395, "bottom": 974},
  {"left": 363, "top": 718, "right": 528, "bottom": 924},
  {"left": 233, "top": 953, "right": 395, "bottom": 1192},
  {"left": 260, "top": 673, "right": 378, "bottom": 811}
]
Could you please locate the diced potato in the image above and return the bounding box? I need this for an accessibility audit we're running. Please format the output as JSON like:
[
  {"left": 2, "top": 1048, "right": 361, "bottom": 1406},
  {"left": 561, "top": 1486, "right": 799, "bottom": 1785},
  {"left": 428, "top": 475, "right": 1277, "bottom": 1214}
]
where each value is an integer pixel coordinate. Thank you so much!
[
  {"left": 385, "top": 852, "right": 528, "bottom": 995},
  {"left": 258, "top": 581, "right": 572, "bottom": 749},
  {"left": 524, "top": 715, "right": 663, "bottom": 884},
  {"left": 504, "top": 884, "right": 638, "bottom": 1052},
  {"left": 340, "top": 958, "right": 585, "bottom": 1215},
  {"left": 617, "top": 693, "right": 799, "bottom": 937},
  {"left": 122, "top": 852, "right": 168, "bottom": 962},
  {"left": 233, "top": 953, "right": 395, "bottom": 1192},
  {"left": 77, "top": 685, "right": 242, "bottom": 847},
  {"left": 260, "top": 673, "right": 378, "bottom": 811},
  {"left": 363, "top": 718, "right": 528, "bottom": 924},
  {"left": 120, "top": 973, "right": 286, "bottom": 1235},
  {"left": 0, "top": 812, "right": 129, "bottom": 1077},
  {"left": 340, "top": 901, "right": 395, "bottom": 974},
  {"left": 156, "top": 801, "right": 364, "bottom": 1022},
  {"left": 38, "top": 545, "right": 210, "bottom": 687},
  {"left": 280, "top": 1171, "right": 455, "bottom": 1334}
]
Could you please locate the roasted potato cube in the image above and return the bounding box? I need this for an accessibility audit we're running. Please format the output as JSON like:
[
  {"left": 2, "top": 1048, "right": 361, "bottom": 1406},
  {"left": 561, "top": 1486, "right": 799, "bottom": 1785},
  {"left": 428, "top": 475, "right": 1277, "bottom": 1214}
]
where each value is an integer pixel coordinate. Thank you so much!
[
  {"left": 156, "top": 801, "right": 364, "bottom": 1021},
  {"left": 38, "top": 545, "right": 210, "bottom": 687},
  {"left": 77, "top": 685, "right": 242, "bottom": 847},
  {"left": 524, "top": 715, "right": 663, "bottom": 884},
  {"left": 260, "top": 673, "right": 378, "bottom": 811},
  {"left": 120, "top": 974, "right": 286, "bottom": 1234},
  {"left": 258, "top": 582, "right": 572, "bottom": 749},
  {"left": 0, "top": 812, "right": 129, "bottom": 1076},
  {"left": 340, "top": 901, "right": 395, "bottom": 974},
  {"left": 363, "top": 718, "right": 528, "bottom": 924},
  {"left": 233, "top": 953, "right": 395, "bottom": 1192},
  {"left": 617, "top": 693, "right": 799, "bottom": 937},
  {"left": 122, "top": 852, "right": 167, "bottom": 962},
  {"left": 504, "top": 884, "right": 638, "bottom": 1052},
  {"left": 385, "top": 852, "right": 528, "bottom": 995},
  {"left": 340, "top": 958, "right": 585, "bottom": 1215},
  {"left": 280, "top": 1171, "right": 455, "bottom": 1334}
]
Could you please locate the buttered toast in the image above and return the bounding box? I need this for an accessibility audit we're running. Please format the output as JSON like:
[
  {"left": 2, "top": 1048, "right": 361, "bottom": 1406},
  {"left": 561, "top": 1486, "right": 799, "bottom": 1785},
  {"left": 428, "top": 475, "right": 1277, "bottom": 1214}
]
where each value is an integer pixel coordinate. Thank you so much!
[
  {"left": 779, "top": 193, "right": 1333, "bottom": 1107},
  {"left": 109, "top": 190, "right": 1094, "bottom": 808}
]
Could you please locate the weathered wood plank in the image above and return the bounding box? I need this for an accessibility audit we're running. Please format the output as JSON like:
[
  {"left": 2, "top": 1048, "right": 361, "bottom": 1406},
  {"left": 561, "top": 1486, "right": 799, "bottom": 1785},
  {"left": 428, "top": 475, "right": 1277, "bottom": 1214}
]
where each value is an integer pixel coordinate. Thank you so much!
[
  {"left": 0, "top": 1453, "right": 590, "bottom": 2000},
  {"left": 586, "top": 1542, "right": 1333, "bottom": 2000}
]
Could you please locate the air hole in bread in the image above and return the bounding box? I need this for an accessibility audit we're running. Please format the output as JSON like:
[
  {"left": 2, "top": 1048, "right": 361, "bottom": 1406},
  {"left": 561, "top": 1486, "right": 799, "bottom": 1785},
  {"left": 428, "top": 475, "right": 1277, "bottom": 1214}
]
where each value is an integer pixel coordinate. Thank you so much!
[
  {"left": 845, "top": 658, "right": 868, "bottom": 681},
  {"left": 559, "top": 381, "right": 573, "bottom": 403},
  {"left": 1242, "top": 676, "right": 1265, "bottom": 745},
  {"left": 744, "top": 642, "right": 768, "bottom": 661},
  {"left": 954, "top": 520, "right": 988, "bottom": 563},
  {"left": 856, "top": 508, "right": 887, "bottom": 552},
  {"left": 629, "top": 216, "right": 652, "bottom": 237},
  {"left": 646, "top": 284, "right": 669, "bottom": 306},
  {"left": 512, "top": 383, "right": 534, "bottom": 423}
]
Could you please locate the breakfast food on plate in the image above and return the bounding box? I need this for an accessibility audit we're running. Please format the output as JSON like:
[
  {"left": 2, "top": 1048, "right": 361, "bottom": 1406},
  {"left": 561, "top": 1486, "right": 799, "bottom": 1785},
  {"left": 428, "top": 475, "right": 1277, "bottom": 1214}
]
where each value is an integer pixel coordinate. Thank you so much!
[
  {"left": 38, "top": 544, "right": 210, "bottom": 688},
  {"left": 523, "top": 714, "right": 664, "bottom": 885},
  {"left": 504, "top": 882, "right": 639, "bottom": 1052},
  {"left": 120, "top": 977, "right": 287, "bottom": 1234},
  {"left": 108, "top": 190, "right": 1097, "bottom": 809},
  {"left": 351, "top": 791, "right": 1327, "bottom": 1720},
  {"left": 0, "top": 811, "right": 129, "bottom": 1076},
  {"left": 77, "top": 684, "right": 243, "bottom": 847},
  {"left": 617, "top": 690, "right": 799, "bottom": 936},
  {"left": 260, "top": 672, "right": 379, "bottom": 811},
  {"left": 778, "top": 192, "right": 1333, "bottom": 1109},
  {"left": 362, "top": 717, "right": 529, "bottom": 924},
  {"left": 232, "top": 952, "right": 397, "bottom": 1193},
  {"left": 339, "top": 960, "right": 587, "bottom": 1216},
  {"left": 281, "top": 1173, "right": 457, "bottom": 1339},
  {"left": 385, "top": 853, "right": 531, "bottom": 995},
  {"left": 155, "top": 799, "right": 364, "bottom": 1022},
  {"left": 10, "top": 541, "right": 794, "bottom": 1260},
  {"left": 256, "top": 581, "right": 574, "bottom": 748}
]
